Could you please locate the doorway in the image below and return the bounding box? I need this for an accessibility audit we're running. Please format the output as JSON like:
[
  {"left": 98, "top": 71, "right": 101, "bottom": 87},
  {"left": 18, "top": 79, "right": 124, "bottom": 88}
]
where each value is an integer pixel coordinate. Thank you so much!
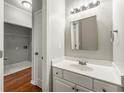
[
  {"left": 3, "top": 23, "right": 34, "bottom": 92},
  {"left": 3, "top": 0, "right": 43, "bottom": 92}
]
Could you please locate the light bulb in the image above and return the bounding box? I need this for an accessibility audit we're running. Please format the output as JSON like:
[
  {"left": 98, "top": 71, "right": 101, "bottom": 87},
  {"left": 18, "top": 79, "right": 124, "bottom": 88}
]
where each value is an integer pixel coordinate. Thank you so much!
[
  {"left": 84, "top": 3, "right": 89, "bottom": 8},
  {"left": 70, "top": 8, "right": 74, "bottom": 14}
]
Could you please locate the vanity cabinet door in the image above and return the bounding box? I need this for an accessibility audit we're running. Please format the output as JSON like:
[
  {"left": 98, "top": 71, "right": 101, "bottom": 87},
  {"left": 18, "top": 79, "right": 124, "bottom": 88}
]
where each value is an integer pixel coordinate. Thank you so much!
[
  {"left": 76, "top": 85, "right": 93, "bottom": 92},
  {"left": 94, "top": 80, "right": 121, "bottom": 92},
  {"left": 53, "top": 77, "right": 75, "bottom": 92}
]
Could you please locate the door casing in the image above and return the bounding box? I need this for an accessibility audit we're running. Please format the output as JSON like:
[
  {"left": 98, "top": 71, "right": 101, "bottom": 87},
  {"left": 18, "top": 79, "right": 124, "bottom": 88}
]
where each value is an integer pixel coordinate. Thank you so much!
[{"left": 0, "top": 0, "right": 4, "bottom": 91}]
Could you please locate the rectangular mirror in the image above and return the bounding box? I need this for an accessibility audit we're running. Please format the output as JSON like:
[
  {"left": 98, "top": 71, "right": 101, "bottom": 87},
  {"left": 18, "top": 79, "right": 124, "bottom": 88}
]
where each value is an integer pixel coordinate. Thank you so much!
[{"left": 71, "top": 16, "right": 98, "bottom": 50}]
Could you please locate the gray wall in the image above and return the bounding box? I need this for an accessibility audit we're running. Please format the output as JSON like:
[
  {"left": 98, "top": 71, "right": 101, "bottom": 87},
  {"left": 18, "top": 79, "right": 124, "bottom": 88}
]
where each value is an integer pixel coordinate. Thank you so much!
[
  {"left": 65, "top": 0, "right": 113, "bottom": 61},
  {"left": 4, "top": 23, "right": 32, "bottom": 65},
  {"left": 32, "top": 0, "right": 42, "bottom": 12}
]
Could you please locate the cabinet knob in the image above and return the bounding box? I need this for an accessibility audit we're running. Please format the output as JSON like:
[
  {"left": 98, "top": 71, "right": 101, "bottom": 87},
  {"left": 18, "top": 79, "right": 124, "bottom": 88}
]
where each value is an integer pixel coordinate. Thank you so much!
[
  {"left": 56, "top": 72, "right": 58, "bottom": 75},
  {"left": 102, "top": 88, "right": 107, "bottom": 92}
]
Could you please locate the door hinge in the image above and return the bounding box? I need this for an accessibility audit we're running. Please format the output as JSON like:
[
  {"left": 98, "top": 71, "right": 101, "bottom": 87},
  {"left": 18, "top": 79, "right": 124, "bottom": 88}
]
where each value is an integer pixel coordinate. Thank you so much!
[
  {"left": 41, "top": 56, "right": 43, "bottom": 60},
  {"left": 0, "top": 51, "right": 3, "bottom": 58},
  {"left": 35, "top": 52, "right": 39, "bottom": 55}
]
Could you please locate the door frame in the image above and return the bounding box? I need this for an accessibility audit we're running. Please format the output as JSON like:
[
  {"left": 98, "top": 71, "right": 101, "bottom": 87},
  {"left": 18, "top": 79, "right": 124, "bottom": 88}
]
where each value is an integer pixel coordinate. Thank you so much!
[
  {"left": 0, "top": 0, "right": 47, "bottom": 92},
  {"left": 0, "top": 0, "right": 4, "bottom": 91},
  {"left": 31, "top": 0, "right": 47, "bottom": 91},
  {"left": 31, "top": 9, "right": 42, "bottom": 86}
]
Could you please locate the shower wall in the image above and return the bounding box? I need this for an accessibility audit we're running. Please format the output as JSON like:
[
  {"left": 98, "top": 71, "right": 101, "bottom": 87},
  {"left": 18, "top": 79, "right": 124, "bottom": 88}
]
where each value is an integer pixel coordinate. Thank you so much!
[{"left": 4, "top": 23, "right": 32, "bottom": 65}]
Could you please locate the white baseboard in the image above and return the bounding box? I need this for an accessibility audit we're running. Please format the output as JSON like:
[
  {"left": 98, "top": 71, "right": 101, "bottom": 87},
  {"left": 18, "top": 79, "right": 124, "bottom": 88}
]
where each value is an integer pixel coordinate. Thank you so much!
[
  {"left": 37, "top": 79, "right": 42, "bottom": 88},
  {"left": 31, "top": 79, "right": 42, "bottom": 88},
  {"left": 31, "top": 80, "right": 38, "bottom": 85}
]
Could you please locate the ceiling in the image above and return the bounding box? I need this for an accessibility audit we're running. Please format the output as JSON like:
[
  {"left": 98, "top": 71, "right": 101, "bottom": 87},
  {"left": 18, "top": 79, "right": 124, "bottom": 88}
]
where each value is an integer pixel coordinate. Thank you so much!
[{"left": 5, "top": 0, "right": 42, "bottom": 12}]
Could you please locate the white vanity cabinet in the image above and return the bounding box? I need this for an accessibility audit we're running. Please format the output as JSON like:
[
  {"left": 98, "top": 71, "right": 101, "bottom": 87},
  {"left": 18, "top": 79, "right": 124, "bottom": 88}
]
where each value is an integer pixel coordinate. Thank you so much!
[
  {"left": 52, "top": 67, "right": 123, "bottom": 92},
  {"left": 94, "top": 80, "right": 122, "bottom": 92},
  {"left": 53, "top": 77, "right": 92, "bottom": 92},
  {"left": 53, "top": 67, "right": 93, "bottom": 92}
]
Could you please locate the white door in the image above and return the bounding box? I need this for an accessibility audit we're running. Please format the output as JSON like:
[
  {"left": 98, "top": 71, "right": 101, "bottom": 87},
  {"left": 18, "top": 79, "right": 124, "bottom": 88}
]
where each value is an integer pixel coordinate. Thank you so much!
[
  {"left": 0, "top": 0, "right": 4, "bottom": 91},
  {"left": 33, "top": 10, "right": 43, "bottom": 88},
  {"left": 53, "top": 77, "right": 75, "bottom": 92}
]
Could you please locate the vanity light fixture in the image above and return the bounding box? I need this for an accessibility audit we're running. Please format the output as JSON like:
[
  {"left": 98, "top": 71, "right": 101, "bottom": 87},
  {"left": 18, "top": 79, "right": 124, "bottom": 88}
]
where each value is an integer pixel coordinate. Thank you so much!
[
  {"left": 70, "top": 0, "right": 100, "bottom": 15},
  {"left": 70, "top": 9, "right": 74, "bottom": 14},
  {"left": 93, "top": 0, "right": 100, "bottom": 6},
  {"left": 71, "top": 8, "right": 80, "bottom": 14},
  {"left": 80, "top": 5, "right": 87, "bottom": 11},
  {"left": 21, "top": 0, "right": 32, "bottom": 9}
]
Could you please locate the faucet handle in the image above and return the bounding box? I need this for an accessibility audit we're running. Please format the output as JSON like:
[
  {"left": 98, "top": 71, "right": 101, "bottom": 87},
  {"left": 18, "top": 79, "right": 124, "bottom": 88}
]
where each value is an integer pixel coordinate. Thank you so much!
[{"left": 78, "top": 60, "right": 88, "bottom": 65}]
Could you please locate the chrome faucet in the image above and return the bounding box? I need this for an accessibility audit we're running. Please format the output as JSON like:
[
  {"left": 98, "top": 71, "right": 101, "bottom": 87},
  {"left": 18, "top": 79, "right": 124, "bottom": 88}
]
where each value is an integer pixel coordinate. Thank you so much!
[{"left": 78, "top": 60, "right": 88, "bottom": 65}]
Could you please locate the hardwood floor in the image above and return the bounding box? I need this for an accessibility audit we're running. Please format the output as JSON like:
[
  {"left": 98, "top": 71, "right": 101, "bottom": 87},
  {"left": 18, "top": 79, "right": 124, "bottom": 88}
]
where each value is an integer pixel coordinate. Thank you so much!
[{"left": 4, "top": 68, "right": 42, "bottom": 92}]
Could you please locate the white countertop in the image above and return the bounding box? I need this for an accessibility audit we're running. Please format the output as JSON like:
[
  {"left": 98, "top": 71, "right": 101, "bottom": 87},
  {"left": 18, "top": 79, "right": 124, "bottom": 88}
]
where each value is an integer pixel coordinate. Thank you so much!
[{"left": 52, "top": 59, "right": 123, "bottom": 87}]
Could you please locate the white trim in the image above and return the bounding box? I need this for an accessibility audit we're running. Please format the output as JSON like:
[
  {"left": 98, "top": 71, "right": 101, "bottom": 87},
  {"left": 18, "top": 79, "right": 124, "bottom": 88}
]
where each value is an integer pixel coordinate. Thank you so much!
[
  {"left": 32, "top": 8, "right": 44, "bottom": 91},
  {"left": 37, "top": 79, "right": 42, "bottom": 89},
  {"left": 0, "top": 0, "right": 4, "bottom": 91},
  {"left": 31, "top": 80, "right": 38, "bottom": 85},
  {"left": 31, "top": 14, "right": 35, "bottom": 86},
  {"left": 31, "top": 80, "right": 43, "bottom": 90},
  {"left": 41, "top": 0, "right": 48, "bottom": 91}
]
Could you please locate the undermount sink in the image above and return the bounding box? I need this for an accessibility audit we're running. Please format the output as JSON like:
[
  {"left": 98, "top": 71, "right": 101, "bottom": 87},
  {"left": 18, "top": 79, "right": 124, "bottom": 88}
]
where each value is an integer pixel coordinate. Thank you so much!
[{"left": 69, "top": 64, "right": 94, "bottom": 72}]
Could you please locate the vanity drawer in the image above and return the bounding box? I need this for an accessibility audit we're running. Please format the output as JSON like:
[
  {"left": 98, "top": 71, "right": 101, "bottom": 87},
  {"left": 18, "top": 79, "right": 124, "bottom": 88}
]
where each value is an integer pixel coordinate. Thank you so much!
[
  {"left": 63, "top": 70, "right": 93, "bottom": 90},
  {"left": 63, "top": 70, "right": 79, "bottom": 84},
  {"left": 53, "top": 67, "right": 63, "bottom": 78},
  {"left": 76, "top": 85, "right": 93, "bottom": 92},
  {"left": 78, "top": 75, "right": 93, "bottom": 90},
  {"left": 94, "top": 80, "right": 120, "bottom": 92}
]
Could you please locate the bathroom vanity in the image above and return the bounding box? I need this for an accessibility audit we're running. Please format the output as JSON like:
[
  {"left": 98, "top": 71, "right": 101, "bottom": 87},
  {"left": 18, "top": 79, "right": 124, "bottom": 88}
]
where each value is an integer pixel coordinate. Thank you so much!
[{"left": 52, "top": 58, "right": 124, "bottom": 92}]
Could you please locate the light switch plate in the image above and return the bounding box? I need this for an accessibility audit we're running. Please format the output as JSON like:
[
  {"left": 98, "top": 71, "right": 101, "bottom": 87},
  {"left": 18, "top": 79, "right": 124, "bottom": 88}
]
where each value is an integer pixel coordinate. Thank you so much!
[
  {"left": 0, "top": 51, "right": 2, "bottom": 58},
  {"left": 121, "top": 76, "right": 124, "bottom": 86}
]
